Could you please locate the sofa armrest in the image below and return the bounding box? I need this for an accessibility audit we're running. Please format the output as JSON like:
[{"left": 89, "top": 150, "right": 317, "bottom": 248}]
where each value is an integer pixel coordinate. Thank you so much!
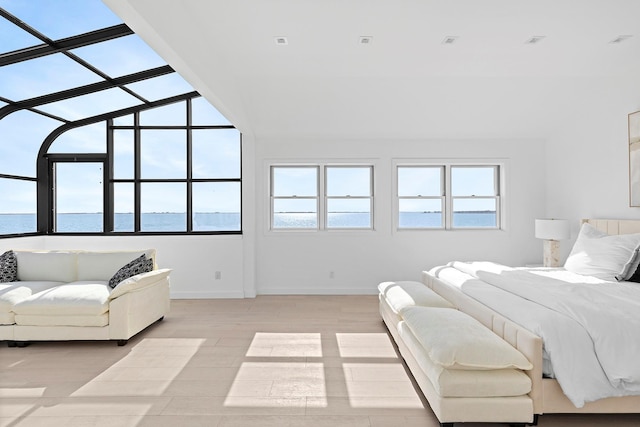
[{"left": 108, "top": 268, "right": 172, "bottom": 300}]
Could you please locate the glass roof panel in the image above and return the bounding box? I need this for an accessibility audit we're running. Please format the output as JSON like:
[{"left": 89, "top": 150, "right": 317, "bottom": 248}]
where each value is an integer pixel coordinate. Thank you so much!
[
  {"left": 37, "top": 88, "right": 142, "bottom": 121},
  {"left": 0, "top": 53, "right": 102, "bottom": 101},
  {"left": 192, "top": 97, "right": 232, "bottom": 125},
  {"left": 48, "top": 122, "right": 106, "bottom": 153},
  {"left": 0, "top": 0, "right": 123, "bottom": 40},
  {"left": 0, "top": 13, "right": 42, "bottom": 52},
  {"left": 0, "top": 110, "right": 62, "bottom": 177},
  {"left": 140, "top": 102, "right": 186, "bottom": 126},
  {"left": 124, "top": 73, "right": 195, "bottom": 102},
  {"left": 70, "top": 34, "right": 166, "bottom": 78}
]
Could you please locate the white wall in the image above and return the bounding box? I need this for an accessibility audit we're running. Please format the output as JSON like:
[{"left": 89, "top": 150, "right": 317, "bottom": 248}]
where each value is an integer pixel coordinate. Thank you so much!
[
  {"left": 544, "top": 77, "right": 640, "bottom": 260},
  {"left": 0, "top": 235, "right": 245, "bottom": 298},
  {"left": 254, "top": 136, "right": 547, "bottom": 295}
]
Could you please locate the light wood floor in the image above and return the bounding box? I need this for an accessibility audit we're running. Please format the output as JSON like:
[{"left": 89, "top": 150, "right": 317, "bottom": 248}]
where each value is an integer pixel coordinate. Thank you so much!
[{"left": 1, "top": 296, "right": 639, "bottom": 426}]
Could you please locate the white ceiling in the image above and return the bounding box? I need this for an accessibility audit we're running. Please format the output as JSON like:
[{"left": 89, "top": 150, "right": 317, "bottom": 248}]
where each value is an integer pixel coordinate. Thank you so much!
[{"left": 103, "top": 0, "right": 640, "bottom": 140}]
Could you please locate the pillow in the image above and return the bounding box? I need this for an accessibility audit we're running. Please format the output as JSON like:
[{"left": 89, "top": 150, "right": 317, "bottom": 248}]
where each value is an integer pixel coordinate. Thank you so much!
[
  {"left": 108, "top": 254, "right": 154, "bottom": 289},
  {"left": 401, "top": 306, "right": 532, "bottom": 370},
  {"left": 564, "top": 223, "right": 640, "bottom": 282},
  {"left": 0, "top": 250, "right": 18, "bottom": 283}
]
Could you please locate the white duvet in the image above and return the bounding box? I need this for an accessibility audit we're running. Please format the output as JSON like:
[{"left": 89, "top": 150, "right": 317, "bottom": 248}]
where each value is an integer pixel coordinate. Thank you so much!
[{"left": 434, "top": 261, "right": 640, "bottom": 407}]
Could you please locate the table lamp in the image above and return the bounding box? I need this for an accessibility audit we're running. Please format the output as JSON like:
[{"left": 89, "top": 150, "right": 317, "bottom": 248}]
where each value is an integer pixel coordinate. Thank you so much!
[{"left": 535, "top": 219, "right": 570, "bottom": 267}]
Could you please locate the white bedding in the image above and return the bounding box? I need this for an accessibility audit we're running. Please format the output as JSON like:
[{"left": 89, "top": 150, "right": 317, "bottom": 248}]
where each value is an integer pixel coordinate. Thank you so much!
[{"left": 431, "top": 261, "right": 640, "bottom": 408}]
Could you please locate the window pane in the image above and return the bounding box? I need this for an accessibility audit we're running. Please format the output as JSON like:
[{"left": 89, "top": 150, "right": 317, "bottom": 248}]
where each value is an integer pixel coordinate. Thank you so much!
[
  {"left": 398, "top": 199, "right": 443, "bottom": 228},
  {"left": 272, "top": 167, "right": 317, "bottom": 197},
  {"left": 113, "top": 114, "right": 133, "bottom": 126},
  {"left": 0, "top": 16, "right": 41, "bottom": 52},
  {"left": 326, "top": 166, "right": 371, "bottom": 197},
  {"left": 327, "top": 198, "right": 371, "bottom": 228},
  {"left": 193, "top": 182, "right": 241, "bottom": 231},
  {"left": 38, "top": 88, "right": 141, "bottom": 121},
  {"left": 191, "top": 97, "right": 231, "bottom": 126},
  {"left": 70, "top": 35, "right": 167, "bottom": 78},
  {"left": 139, "top": 102, "right": 186, "bottom": 126},
  {"left": 113, "top": 130, "right": 134, "bottom": 179},
  {"left": 0, "top": 178, "right": 36, "bottom": 234},
  {"left": 398, "top": 166, "right": 442, "bottom": 197},
  {"left": 141, "top": 183, "right": 186, "bottom": 231},
  {"left": 0, "top": 110, "right": 61, "bottom": 177},
  {"left": 125, "top": 73, "right": 194, "bottom": 102},
  {"left": 452, "top": 199, "right": 497, "bottom": 228},
  {"left": 114, "top": 183, "right": 134, "bottom": 232},
  {"left": 273, "top": 199, "right": 317, "bottom": 229},
  {"left": 1, "top": 0, "right": 122, "bottom": 40},
  {"left": 451, "top": 166, "right": 496, "bottom": 196},
  {"left": 192, "top": 129, "right": 241, "bottom": 179},
  {"left": 140, "top": 130, "right": 186, "bottom": 179},
  {"left": 0, "top": 53, "right": 101, "bottom": 100},
  {"left": 54, "top": 162, "right": 103, "bottom": 232},
  {"left": 48, "top": 123, "right": 106, "bottom": 153}
]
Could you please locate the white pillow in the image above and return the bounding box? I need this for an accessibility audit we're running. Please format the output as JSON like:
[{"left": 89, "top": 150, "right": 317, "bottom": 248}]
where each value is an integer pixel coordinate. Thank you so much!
[{"left": 564, "top": 223, "right": 640, "bottom": 281}]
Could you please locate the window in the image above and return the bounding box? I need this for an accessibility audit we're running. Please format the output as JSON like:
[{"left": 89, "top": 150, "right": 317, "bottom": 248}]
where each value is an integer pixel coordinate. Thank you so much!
[
  {"left": 0, "top": 6, "right": 242, "bottom": 237},
  {"left": 271, "top": 165, "right": 374, "bottom": 230},
  {"left": 397, "top": 164, "right": 500, "bottom": 229}
]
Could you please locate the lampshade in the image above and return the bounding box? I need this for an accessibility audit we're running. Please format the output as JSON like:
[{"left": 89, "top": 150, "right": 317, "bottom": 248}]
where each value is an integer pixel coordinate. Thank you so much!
[{"left": 535, "top": 219, "right": 570, "bottom": 241}]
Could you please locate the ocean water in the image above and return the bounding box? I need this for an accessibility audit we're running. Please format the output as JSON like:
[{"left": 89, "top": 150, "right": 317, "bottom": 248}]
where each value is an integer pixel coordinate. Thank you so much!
[
  {"left": 0, "top": 213, "right": 241, "bottom": 234},
  {"left": 0, "top": 211, "right": 496, "bottom": 234}
]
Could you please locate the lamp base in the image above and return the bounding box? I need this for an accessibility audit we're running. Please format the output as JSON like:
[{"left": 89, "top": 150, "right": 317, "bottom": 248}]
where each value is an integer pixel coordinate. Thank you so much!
[{"left": 543, "top": 239, "right": 561, "bottom": 267}]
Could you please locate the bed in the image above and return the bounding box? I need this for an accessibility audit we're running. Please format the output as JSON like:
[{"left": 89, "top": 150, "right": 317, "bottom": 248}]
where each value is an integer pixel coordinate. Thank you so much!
[{"left": 422, "top": 218, "right": 640, "bottom": 417}]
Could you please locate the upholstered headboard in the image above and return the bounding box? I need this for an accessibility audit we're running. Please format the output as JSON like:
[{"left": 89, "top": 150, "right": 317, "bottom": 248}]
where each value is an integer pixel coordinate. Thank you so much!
[{"left": 582, "top": 218, "right": 640, "bottom": 235}]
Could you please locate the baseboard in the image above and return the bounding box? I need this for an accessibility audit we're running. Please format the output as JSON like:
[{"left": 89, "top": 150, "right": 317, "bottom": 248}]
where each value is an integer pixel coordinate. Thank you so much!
[
  {"left": 170, "top": 291, "right": 246, "bottom": 299},
  {"left": 256, "top": 287, "right": 378, "bottom": 295}
]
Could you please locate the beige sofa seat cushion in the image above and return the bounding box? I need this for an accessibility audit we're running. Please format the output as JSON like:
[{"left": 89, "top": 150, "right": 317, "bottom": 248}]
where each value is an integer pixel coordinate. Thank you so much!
[
  {"left": 402, "top": 306, "right": 532, "bottom": 371},
  {"left": 398, "top": 321, "right": 531, "bottom": 397},
  {"left": 378, "top": 281, "right": 454, "bottom": 314},
  {"left": 12, "top": 281, "right": 110, "bottom": 316},
  {"left": 15, "top": 251, "right": 78, "bottom": 282},
  {"left": 0, "top": 281, "right": 64, "bottom": 324},
  {"left": 77, "top": 249, "right": 156, "bottom": 281}
]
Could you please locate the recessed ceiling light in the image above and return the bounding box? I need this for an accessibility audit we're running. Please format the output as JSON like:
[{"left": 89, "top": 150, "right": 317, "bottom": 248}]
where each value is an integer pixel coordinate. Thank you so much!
[
  {"left": 609, "top": 35, "right": 633, "bottom": 44},
  {"left": 441, "top": 36, "right": 458, "bottom": 45},
  {"left": 359, "top": 36, "right": 373, "bottom": 45},
  {"left": 525, "top": 36, "right": 546, "bottom": 45},
  {"left": 274, "top": 36, "right": 288, "bottom": 45}
]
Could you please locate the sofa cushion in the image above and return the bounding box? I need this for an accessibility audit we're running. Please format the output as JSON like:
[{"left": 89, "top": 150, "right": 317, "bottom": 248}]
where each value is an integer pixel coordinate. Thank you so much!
[
  {"left": 0, "top": 250, "right": 18, "bottom": 283},
  {"left": 109, "top": 268, "right": 172, "bottom": 300},
  {"left": 402, "top": 306, "right": 532, "bottom": 371},
  {"left": 0, "top": 281, "right": 65, "bottom": 324},
  {"left": 398, "top": 321, "right": 532, "bottom": 397},
  {"left": 77, "top": 249, "right": 156, "bottom": 281},
  {"left": 378, "top": 281, "right": 454, "bottom": 314},
  {"left": 12, "top": 281, "right": 110, "bottom": 316},
  {"left": 15, "top": 251, "right": 78, "bottom": 283}
]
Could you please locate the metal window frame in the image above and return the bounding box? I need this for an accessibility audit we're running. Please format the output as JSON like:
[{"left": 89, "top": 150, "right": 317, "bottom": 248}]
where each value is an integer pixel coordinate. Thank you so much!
[{"left": 0, "top": 8, "right": 242, "bottom": 238}]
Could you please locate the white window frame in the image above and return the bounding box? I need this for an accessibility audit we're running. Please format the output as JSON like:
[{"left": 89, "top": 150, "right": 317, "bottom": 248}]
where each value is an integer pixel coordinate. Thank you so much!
[
  {"left": 269, "top": 163, "right": 375, "bottom": 232},
  {"left": 394, "top": 160, "right": 504, "bottom": 231}
]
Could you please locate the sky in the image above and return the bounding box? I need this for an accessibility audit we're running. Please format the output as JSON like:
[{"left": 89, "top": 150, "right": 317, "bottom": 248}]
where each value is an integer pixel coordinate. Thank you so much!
[{"left": 0, "top": 0, "right": 239, "bottom": 216}]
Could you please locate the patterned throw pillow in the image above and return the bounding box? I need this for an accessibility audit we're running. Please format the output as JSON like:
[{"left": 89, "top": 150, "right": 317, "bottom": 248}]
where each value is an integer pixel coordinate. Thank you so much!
[
  {"left": 108, "top": 254, "right": 154, "bottom": 289},
  {"left": 0, "top": 250, "right": 18, "bottom": 283}
]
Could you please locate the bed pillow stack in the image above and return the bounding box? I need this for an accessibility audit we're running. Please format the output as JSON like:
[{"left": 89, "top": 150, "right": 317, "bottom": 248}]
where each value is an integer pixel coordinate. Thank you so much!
[{"left": 564, "top": 223, "right": 640, "bottom": 282}]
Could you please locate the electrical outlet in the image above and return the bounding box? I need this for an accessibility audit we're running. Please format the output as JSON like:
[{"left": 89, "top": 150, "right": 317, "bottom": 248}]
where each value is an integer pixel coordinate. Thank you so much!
[{"left": 215, "top": 271, "right": 221, "bottom": 280}]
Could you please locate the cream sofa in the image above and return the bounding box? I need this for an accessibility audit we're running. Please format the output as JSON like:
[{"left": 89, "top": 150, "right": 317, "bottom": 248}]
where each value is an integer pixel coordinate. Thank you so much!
[
  {"left": 0, "top": 249, "right": 171, "bottom": 346},
  {"left": 378, "top": 280, "right": 535, "bottom": 427}
]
